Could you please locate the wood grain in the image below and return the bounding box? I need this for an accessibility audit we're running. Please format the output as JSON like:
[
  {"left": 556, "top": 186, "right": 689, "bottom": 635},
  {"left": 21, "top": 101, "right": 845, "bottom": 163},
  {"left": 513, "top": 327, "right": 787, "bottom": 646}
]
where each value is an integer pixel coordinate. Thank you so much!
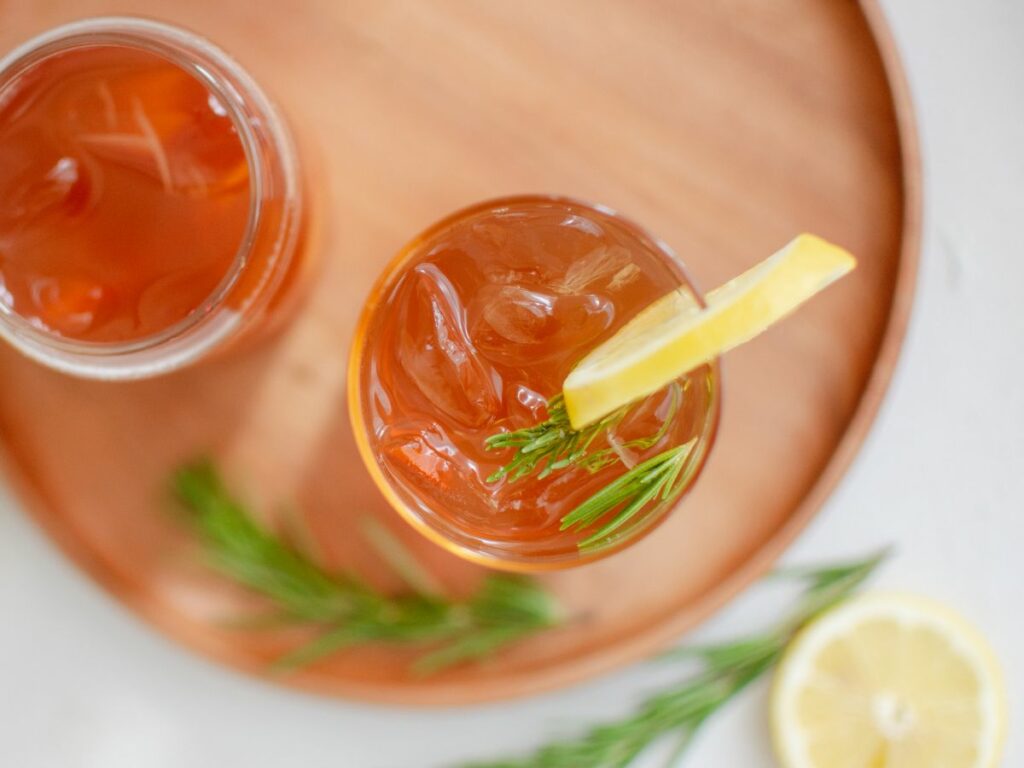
[{"left": 0, "top": 0, "right": 920, "bottom": 704}]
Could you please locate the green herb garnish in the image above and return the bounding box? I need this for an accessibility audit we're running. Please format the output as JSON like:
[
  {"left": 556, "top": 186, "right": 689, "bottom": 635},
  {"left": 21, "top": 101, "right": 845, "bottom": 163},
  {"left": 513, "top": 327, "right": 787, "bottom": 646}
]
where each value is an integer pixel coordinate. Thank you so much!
[
  {"left": 562, "top": 439, "right": 696, "bottom": 548},
  {"left": 486, "top": 384, "right": 688, "bottom": 549},
  {"left": 484, "top": 394, "right": 630, "bottom": 483},
  {"left": 173, "top": 461, "right": 561, "bottom": 674},
  {"left": 459, "top": 548, "right": 889, "bottom": 768}
]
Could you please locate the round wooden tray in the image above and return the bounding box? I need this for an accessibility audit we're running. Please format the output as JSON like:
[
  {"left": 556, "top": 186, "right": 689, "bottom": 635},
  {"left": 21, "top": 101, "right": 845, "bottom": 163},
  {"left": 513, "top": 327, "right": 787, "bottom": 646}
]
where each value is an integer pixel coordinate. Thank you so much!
[{"left": 0, "top": 0, "right": 919, "bottom": 704}]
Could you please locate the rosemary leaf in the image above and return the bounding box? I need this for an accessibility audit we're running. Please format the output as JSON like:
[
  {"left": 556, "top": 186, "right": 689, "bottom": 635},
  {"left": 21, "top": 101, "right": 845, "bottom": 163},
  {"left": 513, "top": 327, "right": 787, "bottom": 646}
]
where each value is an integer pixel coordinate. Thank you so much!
[
  {"left": 485, "top": 394, "right": 628, "bottom": 483},
  {"left": 271, "top": 625, "right": 371, "bottom": 673},
  {"left": 563, "top": 440, "right": 696, "bottom": 548},
  {"left": 360, "top": 517, "right": 443, "bottom": 597},
  {"left": 486, "top": 386, "right": 690, "bottom": 549},
  {"left": 458, "top": 548, "right": 888, "bottom": 768},
  {"left": 486, "top": 385, "right": 683, "bottom": 485},
  {"left": 415, "top": 624, "right": 537, "bottom": 677},
  {"left": 173, "top": 461, "right": 560, "bottom": 673}
]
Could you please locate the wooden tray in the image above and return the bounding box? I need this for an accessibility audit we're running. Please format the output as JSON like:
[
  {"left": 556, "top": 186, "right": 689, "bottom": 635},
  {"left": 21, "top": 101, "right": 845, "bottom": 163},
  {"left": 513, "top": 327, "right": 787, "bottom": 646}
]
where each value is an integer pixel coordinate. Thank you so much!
[{"left": 0, "top": 0, "right": 919, "bottom": 704}]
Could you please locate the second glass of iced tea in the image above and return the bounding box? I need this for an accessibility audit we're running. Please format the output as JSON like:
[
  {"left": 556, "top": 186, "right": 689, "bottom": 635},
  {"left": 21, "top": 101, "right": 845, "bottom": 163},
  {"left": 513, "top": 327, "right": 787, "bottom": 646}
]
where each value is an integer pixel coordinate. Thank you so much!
[
  {"left": 350, "top": 196, "right": 720, "bottom": 570},
  {"left": 0, "top": 17, "right": 303, "bottom": 378}
]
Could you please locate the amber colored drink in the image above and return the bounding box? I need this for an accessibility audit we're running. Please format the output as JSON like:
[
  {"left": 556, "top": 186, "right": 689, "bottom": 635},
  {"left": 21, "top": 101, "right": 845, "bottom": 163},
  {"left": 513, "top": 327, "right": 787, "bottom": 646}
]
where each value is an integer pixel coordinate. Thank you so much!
[
  {"left": 0, "top": 18, "right": 303, "bottom": 378},
  {"left": 351, "top": 197, "right": 720, "bottom": 569},
  {"left": 0, "top": 45, "right": 247, "bottom": 341}
]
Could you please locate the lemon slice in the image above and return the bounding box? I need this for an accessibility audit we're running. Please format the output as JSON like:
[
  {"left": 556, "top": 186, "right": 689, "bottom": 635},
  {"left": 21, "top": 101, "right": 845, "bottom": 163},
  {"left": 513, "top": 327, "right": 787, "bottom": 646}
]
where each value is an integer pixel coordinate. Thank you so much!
[
  {"left": 562, "top": 234, "right": 856, "bottom": 428},
  {"left": 772, "top": 593, "right": 1007, "bottom": 768}
]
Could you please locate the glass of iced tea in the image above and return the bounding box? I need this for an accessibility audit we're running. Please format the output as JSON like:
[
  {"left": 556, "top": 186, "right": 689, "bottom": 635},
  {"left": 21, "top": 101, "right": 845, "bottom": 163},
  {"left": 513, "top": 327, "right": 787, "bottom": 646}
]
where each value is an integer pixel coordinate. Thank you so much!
[
  {"left": 349, "top": 196, "right": 720, "bottom": 570},
  {"left": 0, "top": 17, "right": 303, "bottom": 378}
]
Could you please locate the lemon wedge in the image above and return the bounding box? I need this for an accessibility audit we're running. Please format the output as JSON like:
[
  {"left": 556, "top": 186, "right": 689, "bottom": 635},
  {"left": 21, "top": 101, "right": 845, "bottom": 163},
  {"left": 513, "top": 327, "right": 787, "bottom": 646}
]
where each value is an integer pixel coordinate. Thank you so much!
[
  {"left": 562, "top": 234, "right": 856, "bottom": 429},
  {"left": 771, "top": 593, "right": 1007, "bottom": 768}
]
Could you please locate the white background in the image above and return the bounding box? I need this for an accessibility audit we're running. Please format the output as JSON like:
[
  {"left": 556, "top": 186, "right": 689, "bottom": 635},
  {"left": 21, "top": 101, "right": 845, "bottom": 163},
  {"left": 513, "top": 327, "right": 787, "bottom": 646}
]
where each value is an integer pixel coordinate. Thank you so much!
[{"left": 1, "top": 1, "right": 1021, "bottom": 765}]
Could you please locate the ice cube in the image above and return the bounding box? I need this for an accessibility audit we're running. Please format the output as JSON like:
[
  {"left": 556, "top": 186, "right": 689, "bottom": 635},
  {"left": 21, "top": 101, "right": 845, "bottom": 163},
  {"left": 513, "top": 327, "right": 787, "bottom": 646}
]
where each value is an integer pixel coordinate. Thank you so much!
[
  {"left": 0, "top": 131, "right": 93, "bottom": 235},
  {"left": 469, "top": 282, "right": 614, "bottom": 366},
  {"left": 64, "top": 71, "right": 247, "bottom": 196},
  {"left": 396, "top": 263, "right": 503, "bottom": 428},
  {"left": 480, "top": 285, "right": 556, "bottom": 344},
  {"left": 59, "top": 68, "right": 192, "bottom": 137},
  {"left": 498, "top": 467, "right": 590, "bottom": 531},
  {"left": 608, "top": 263, "right": 641, "bottom": 291},
  {"left": 136, "top": 266, "right": 224, "bottom": 332},
  {"left": 506, "top": 383, "right": 549, "bottom": 424},
  {"left": 25, "top": 274, "right": 110, "bottom": 337},
  {"left": 379, "top": 420, "right": 496, "bottom": 519},
  {"left": 73, "top": 95, "right": 247, "bottom": 196},
  {"left": 554, "top": 244, "right": 632, "bottom": 294}
]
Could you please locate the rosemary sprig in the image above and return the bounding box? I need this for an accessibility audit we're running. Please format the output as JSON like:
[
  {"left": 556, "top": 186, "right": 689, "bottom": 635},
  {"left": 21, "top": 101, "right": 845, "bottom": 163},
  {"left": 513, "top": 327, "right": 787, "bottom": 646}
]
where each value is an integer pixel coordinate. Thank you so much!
[
  {"left": 486, "top": 386, "right": 688, "bottom": 548},
  {"left": 563, "top": 439, "right": 696, "bottom": 548},
  {"left": 172, "top": 461, "right": 561, "bottom": 674},
  {"left": 485, "top": 386, "right": 682, "bottom": 483},
  {"left": 459, "top": 548, "right": 889, "bottom": 768},
  {"left": 574, "top": 383, "right": 682, "bottom": 474},
  {"left": 484, "top": 394, "right": 628, "bottom": 483}
]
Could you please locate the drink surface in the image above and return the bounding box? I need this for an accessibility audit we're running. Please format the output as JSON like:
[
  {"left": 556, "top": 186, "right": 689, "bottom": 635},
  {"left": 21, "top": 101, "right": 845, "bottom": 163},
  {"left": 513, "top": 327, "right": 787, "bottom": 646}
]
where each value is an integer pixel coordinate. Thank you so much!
[
  {"left": 0, "top": 44, "right": 249, "bottom": 343},
  {"left": 358, "top": 198, "right": 716, "bottom": 562}
]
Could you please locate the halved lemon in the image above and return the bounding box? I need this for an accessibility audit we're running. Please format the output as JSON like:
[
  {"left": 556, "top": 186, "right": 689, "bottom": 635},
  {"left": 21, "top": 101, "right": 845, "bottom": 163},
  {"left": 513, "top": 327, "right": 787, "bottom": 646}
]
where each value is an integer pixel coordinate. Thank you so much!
[
  {"left": 771, "top": 593, "right": 1007, "bottom": 768},
  {"left": 562, "top": 234, "right": 856, "bottom": 429}
]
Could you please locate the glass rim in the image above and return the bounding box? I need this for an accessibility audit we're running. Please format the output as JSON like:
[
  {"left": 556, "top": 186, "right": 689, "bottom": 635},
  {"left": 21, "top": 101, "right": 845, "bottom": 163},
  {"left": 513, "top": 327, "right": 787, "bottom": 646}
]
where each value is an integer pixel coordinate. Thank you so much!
[
  {"left": 347, "top": 194, "right": 723, "bottom": 572},
  {"left": 0, "top": 16, "right": 270, "bottom": 361}
]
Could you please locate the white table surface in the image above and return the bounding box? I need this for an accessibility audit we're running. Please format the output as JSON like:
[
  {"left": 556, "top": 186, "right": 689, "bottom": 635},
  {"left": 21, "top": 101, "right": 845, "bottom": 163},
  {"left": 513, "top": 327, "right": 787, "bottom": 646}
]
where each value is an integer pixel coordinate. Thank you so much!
[{"left": 2, "top": 1, "right": 1021, "bottom": 765}]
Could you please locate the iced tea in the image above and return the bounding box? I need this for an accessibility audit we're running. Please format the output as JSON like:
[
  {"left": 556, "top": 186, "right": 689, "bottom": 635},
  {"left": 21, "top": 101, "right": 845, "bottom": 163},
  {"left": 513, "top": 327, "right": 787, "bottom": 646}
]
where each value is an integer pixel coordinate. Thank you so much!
[
  {"left": 0, "top": 18, "right": 303, "bottom": 377},
  {"left": 350, "top": 197, "right": 719, "bottom": 569}
]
